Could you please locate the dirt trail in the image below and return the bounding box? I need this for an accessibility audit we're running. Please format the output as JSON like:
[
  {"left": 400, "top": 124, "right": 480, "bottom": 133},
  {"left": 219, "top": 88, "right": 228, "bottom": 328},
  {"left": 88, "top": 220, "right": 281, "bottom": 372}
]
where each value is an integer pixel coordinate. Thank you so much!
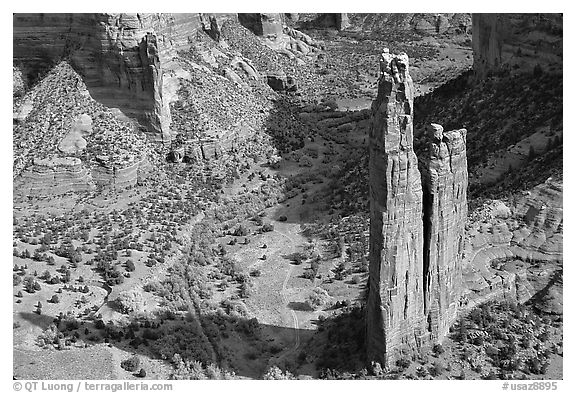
[{"left": 276, "top": 229, "right": 300, "bottom": 352}]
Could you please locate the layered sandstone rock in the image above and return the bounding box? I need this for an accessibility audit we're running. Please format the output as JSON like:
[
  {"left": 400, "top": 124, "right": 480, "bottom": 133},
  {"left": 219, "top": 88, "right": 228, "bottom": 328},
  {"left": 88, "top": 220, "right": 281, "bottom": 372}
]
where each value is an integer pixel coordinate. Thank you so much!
[
  {"left": 420, "top": 124, "right": 468, "bottom": 341},
  {"left": 16, "top": 156, "right": 96, "bottom": 195},
  {"left": 367, "top": 50, "right": 426, "bottom": 366},
  {"left": 238, "top": 13, "right": 284, "bottom": 36},
  {"left": 91, "top": 157, "right": 151, "bottom": 189},
  {"left": 461, "top": 178, "right": 562, "bottom": 309}
]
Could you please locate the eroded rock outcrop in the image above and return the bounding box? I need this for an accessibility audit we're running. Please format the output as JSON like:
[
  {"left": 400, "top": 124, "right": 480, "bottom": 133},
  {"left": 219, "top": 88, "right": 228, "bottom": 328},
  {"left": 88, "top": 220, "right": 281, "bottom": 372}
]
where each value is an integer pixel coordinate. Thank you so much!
[
  {"left": 368, "top": 51, "right": 471, "bottom": 367},
  {"left": 58, "top": 114, "right": 92, "bottom": 154},
  {"left": 421, "top": 124, "right": 468, "bottom": 341},
  {"left": 16, "top": 156, "right": 96, "bottom": 195},
  {"left": 367, "top": 50, "right": 426, "bottom": 366}
]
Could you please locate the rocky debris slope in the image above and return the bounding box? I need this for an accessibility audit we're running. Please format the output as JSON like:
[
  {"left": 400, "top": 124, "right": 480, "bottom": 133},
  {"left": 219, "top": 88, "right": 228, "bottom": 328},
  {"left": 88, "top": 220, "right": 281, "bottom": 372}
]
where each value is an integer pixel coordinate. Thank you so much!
[
  {"left": 461, "top": 178, "right": 562, "bottom": 310},
  {"left": 367, "top": 50, "right": 427, "bottom": 366},
  {"left": 13, "top": 61, "right": 157, "bottom": 196},
  {"left": 420, "top": 124, "right": 468, "bottom": 342}
]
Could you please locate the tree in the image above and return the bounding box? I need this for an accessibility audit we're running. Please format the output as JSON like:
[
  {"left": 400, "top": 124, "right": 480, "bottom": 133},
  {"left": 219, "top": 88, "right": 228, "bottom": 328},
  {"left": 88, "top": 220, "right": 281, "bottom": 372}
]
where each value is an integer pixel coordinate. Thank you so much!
[{"left": 50, "top": 295, "right": 60, "bottom": 303}]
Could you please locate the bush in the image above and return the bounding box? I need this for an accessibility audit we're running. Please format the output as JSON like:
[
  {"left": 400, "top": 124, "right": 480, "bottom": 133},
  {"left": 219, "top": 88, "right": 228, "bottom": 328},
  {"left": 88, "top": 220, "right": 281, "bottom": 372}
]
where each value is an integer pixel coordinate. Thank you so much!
[
  {"left": 433, "top": 343, "right": 445, "bottom": 355},
  {"left": 263, "top": 366, "right": 295, "bottom": 380},
  {"left": 305, "top": 287, "right": 330, "bottom": 310},
  {"left": 114, "top": 290, "right": 145, "bottom": 314},
  {"left": 396, "top": 357, "right": 411, "bottom": 370},
  {"left": 429, "top": 361, "right": 444, "bottom": 377},
  {"left": 233, "top": 225, "right": 248, "bottom": 237},
  {"left": 261, "top": 223, "right": 274, "bottom": 232},
  {"left": 126, "top": 260, "right": 135, "bottom": 272},
  {"left": 121, "top": 355, "right": 141, "bottom": 372}
]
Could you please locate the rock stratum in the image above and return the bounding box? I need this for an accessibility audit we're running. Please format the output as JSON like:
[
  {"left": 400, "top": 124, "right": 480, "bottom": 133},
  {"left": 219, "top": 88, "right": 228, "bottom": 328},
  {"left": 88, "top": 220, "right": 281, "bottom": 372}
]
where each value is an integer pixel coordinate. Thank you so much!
[{"left": 367, "top": 50, "right": 470, "bottom": 366}]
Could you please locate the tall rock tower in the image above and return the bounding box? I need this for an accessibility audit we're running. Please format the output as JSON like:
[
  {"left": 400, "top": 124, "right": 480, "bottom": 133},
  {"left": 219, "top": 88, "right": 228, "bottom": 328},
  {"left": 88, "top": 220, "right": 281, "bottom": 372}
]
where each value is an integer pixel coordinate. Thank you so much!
[
  {"left": 421, "top": 124, "right": 468, "bottom": 341},
  {"left": 367, "top": 51, "right": 469, "bottom": 368},
  {"left": 367, "top": 50, "right": 427, "bottom": 366}
]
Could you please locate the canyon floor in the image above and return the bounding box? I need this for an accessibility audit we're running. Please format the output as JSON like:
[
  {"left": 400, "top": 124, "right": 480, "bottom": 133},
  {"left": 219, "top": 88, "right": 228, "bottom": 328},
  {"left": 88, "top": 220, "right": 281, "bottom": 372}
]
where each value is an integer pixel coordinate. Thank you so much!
[{"left": 13, "top": 18, "right": 562, "bottom": 380}]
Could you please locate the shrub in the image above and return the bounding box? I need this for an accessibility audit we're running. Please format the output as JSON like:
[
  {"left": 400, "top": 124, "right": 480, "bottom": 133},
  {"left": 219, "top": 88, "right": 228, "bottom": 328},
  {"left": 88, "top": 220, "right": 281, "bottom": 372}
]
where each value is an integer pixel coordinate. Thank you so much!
[
  {"left": 429, "top": 361, "right": 444, "bottom": 377},
  {"left": 233, "top": 225, "right": 248, "bottom": 237},
  {"left": 433, "top": 343, "right": 445, "bottom": 355},
  {"left": 121, "top": 355, "right": 141, "bottom": 372},
  {"left": 114, "top": 290, "right": 145, "bottom": 314},
  {"left": 396, "top": 357, "right": 411, "bottom": 370},
  {"left": 263, "top": 366, "right": 295, "bottom": 380},
  {"left": 305, "top": 287, "right": 330, "bottom": 310},
  {"left": 126, "top": 260, "right": 135, "bottom": 272},
  {"left": 261, "top": 223, "right": 274, "bottom": 232}
]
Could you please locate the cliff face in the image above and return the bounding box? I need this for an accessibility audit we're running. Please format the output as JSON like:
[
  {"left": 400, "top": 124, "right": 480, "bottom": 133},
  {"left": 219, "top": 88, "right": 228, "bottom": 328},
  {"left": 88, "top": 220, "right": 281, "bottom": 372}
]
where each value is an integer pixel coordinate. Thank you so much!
[
  {"left": 471, "top": 14, "right": 504, "bottom": 77},
  {"left": 367, "top": 50, "right": 426, "bottom": 366},
  {"left": 238, "top": 13, "right": 284, "bottom": 36},
  {"left": 472, "top": 13, "right": 563, "bottom": 77},
  {"left": 13, "top": 13, "right": 237, "bottom": 141},
  {"left": 421, "top": 124, "right": 468, "bottom": 341}
]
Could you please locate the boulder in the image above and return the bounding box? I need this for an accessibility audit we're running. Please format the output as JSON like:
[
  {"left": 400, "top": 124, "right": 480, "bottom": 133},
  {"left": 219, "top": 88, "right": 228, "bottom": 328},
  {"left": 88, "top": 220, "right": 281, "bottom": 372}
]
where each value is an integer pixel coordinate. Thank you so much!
[{"left": 58, "top": 114, "right": 92, "bottom": 154}]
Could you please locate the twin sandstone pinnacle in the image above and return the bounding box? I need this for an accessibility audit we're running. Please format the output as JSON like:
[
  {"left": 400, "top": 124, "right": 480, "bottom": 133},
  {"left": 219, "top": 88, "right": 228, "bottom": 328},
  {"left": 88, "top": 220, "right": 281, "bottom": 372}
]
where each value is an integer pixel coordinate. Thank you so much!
[{"left": 367, "top": 49, "right": 468, "bottom": 367}]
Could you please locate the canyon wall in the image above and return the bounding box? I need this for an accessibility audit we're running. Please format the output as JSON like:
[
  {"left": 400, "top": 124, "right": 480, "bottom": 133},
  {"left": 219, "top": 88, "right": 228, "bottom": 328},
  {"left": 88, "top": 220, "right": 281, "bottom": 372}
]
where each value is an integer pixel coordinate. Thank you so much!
[
  {"left": 471, "top": 14, "right": 504, "bottom": 77},
  {"left": 472, "top": 13, "right": 563, "bottom": 77},
  {"left": 421, "top": 125, "right": 468, "bottom": 341},
  {"left": 238, "top": 13, "right": 284, "bottom": 36},
  {"left": 367, "top": 50, "right": 427, "bottom": 366},
  {"left": 13, "top": 13, "right": 237, "bottom": 141}
]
